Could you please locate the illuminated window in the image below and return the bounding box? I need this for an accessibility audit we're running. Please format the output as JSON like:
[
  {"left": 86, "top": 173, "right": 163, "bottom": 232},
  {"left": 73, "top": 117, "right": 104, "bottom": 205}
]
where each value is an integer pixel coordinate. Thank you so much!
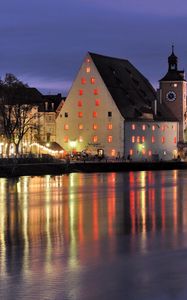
[
  {"left": 93, "top": 124, "right": 98, "bottom": 130},
  {"left": 86, "top": 58, "right": 90, "bottom": 63},
  {"left": 79, "top": 136, "right": 83, "bottom": 142},
  {"left": 132, "top": 124, "right": 136, "bottom": 130},
  {"left": 162, "top": 125, "right": 165, "bottom": 131},
  {"left": 137, "top": 136, "right": 140, "bottom": 143},
  {"left": 108, "top": 111, "right": 112, "bottom": 117},
  {"left": 108, "top": 135, "right": 112, "bottom": 143},
  {"left": 172, "top": 125, "right": 176, "bottom": 130},
  {"left": 111, "top": 149, "right": 116, "bottom": 157},
  {"left": 174, "top": 136, "right": 177, "bottom": 144},
  {"left": 108, "top": 123, "right": 112, "bottom": 130},
  {"left": 81, "top": 78, "right": 86, "bottom": 84},
  {"left": 95, "top": 99, "right": 100, "bottom": 106},
  {"left": 79, "top": 89, "right": 83, "bottom": 95},
  {"left": 78, "top": 124, "right": 83, "bottom": 130},
  {"left": 94, "top": 89, "right": 98, "bottom": 95},
  {"left": 91, "top": 77, "right": 95, "bottom": 84},
  {"left": 78, "top": 100, "right": 82, "bottom": 107},
  {"left": 142, "top": 136, "right": 145, "bottom": 143},
  {"left": 142, "top": 124, "right": 146, "bottom": 131},
  {"left": 86, "top": 67, "right": 91, "bottom": 73},
  {"left": 152, "top": 125, "right": 155, "bottom": 131},
  {"left": 162, "top": 136, "right": 165, "bottom": 144},
  {"left": 174, "top": 83, "right": 177, "bottom": 87},
  {"left": 142, "top": 148, "right": 146, "bottom": 155},
  {"left": 64, "top": 112, "right": 68, "bottom": 118},
  {"left": 152, "top": 136, "right": 155, "bottom": 143},
  {"left": 64, "top": 136, "right": 68, "bottom": 143},
  {"left": 64, "top": 124, "right": 69, "bottom": 130},
  {"left": 129, "top": 149, "right": 133, "bottom": 156},
  {"left": 93, "top": 111, "right": 97, "bottom": 118},
  {"left": 78, "top": 112, "right": 83, "bottom": 118},
  {"left": 148, "top": 150, "right": 152, "bottom": 156},
  {"left": 132, "top": 136, "right": 135, "bottom": 143},
  {"left": 93, "top": 135, "right": 98, "bottom": 143}
]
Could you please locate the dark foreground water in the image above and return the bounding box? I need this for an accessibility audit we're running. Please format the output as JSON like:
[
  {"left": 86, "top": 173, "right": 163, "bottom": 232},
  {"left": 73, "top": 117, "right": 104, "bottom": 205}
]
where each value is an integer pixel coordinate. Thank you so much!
[{"left": 1, "top": 170, "right": 187, "bottom": 299}]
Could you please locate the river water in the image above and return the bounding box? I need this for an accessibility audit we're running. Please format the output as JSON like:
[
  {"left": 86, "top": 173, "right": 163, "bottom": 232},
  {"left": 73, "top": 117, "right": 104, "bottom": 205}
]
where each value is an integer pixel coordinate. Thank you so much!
[{"left": 0, "top": 170, "right": 187, "bottom": 299}]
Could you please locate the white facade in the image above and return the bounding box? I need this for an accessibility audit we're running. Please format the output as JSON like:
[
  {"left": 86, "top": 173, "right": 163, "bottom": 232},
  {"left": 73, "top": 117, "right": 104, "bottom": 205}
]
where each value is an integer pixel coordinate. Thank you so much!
[
  {"left": 56, "top": 53, "right": 124, "bottom": 157},
  {"left": 125, "top": 121, "right": 178, "bottom": 161}
]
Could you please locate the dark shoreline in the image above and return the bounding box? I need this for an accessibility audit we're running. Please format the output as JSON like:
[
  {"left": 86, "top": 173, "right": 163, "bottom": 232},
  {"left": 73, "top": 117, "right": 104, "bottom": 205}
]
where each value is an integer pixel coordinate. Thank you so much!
[{"left": 0, "top": 160, "right": 187, "bottom": 177}]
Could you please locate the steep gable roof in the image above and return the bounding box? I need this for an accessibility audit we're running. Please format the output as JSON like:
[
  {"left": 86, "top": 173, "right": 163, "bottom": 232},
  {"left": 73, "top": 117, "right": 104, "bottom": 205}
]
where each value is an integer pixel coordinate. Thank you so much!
[{"left": 89, "top": 52, "right": 177, "bottom": 121}]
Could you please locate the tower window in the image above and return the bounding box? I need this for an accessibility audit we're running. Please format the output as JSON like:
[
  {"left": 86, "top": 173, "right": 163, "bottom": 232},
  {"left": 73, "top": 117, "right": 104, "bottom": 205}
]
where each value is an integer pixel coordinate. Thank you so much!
[
  {"left": 95, "top": 99, "right": 100, "bottom": 106},
  {"left": 78, "top": 112, "right": 83, "bottom": 118},
  {"left": 93, "top": 124, "right": 98, "bottom": 130},
  {"left": 79, "top": 136, "right": 83, "bottom": 142},
  {"left": 152, "top": 136, "right": 155, "bottom": 143},
  {"left": 137, "top": 136, "right": 140, "bottom": 143},
  {"left": 64, "top": 136, "right": 69, "bottom": 143},
  {"left": 162, "top": 136, "right": 165, "bottom": 144},
  {"left": 132, "top": 124, "right": 136, "bottom": 130},
  {"left": 111, "top": 149, "right": 116, "bottom": 157},
  {"left": 86, "top": 67, "right": 91, "bottom": 73},
  {"left": 108, "top": 111, "right": 112, "bottom": 117},
  {"left": 64, "top": 124, "right": 69, "bottom": 130},
  {"left": 142, "top": 124, "right": 146, "bottom": 131},
  {"left": 78, "top": 124, "right": 83, "bottom": 130},
  {"left": 152, "top": 125, "right": 155, "bottom": 131},
  {"left": 93, "top": 89, "right": 98, "bottom": 95},
  {"left": 93, "top": 111, "right": 97, "bottom": 118},
  {"left": 142, "top": 136, "right": 145, "bottom": 143},
  {"left": 79, "top": 89, "right": 83, "bottom": 95},
  {"left": 132, "top": 136, "right": 135, "bottom": 143},
  {"left": 64, "top": 112, "right": 68, "bottom": 118},
  {"left": 108, "top": 123, "right": 112, "bottom": 130}
]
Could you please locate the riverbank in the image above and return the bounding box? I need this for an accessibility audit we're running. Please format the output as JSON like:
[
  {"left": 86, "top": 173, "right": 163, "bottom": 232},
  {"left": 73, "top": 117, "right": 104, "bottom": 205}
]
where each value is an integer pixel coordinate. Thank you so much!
[{"left": 0, "top": 159, "right": 187, "bottom": 177}]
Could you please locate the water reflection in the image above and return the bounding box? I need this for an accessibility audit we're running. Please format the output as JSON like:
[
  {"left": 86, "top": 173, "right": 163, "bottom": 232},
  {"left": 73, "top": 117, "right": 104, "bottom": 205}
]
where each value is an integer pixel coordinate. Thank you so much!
[{"left": 0, "top": 171, "right": 186, "bottom": 298}]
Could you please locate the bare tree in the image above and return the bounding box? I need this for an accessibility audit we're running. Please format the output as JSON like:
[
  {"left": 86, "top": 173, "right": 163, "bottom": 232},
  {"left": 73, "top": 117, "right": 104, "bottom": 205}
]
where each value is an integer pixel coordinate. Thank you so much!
[{"left": 0, "top": 74, "right": 41, "bottom": 157}]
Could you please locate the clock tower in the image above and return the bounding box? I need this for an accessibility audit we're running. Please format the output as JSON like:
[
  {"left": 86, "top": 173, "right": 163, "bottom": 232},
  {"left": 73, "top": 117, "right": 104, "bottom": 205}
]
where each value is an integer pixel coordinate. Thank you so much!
[{"left": 159, "top": 46, "right": 187, "bottom": 142}]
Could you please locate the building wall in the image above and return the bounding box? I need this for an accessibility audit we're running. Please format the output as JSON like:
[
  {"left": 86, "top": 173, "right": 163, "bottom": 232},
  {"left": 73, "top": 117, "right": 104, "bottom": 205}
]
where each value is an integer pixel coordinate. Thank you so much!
[
  {"left": 38, "top": 112, "right": 56, "bottom": 142},
  {"left": 159, "top": 81, "right": 186, "bottom": 141},
  {"left": 125, "top": 121, "right": 179, "bottom": 161},
  {"left": 56, "top": 53, "right": 124, "bottom": 157}
]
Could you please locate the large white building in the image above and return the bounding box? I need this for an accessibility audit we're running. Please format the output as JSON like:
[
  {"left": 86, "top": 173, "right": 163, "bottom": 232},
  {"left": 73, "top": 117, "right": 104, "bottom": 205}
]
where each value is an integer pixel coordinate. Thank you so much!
[{"left": 56, "top": 51, "right": 180, "bottom": 160}]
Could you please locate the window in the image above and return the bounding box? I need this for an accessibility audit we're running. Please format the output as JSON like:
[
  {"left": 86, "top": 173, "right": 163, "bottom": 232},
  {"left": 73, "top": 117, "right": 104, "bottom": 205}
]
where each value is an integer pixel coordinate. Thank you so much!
[
  {"left": 137, "top": 136, "right": 140, "bottom": 143},
  {"left": 174, "top": 83, "right": 177, "bottom": 87},
  {"left": 95, "top": 99, "right": 100, "bottom": 106},
  {"left": 142, "top": 149, "right": 146, "bottom": 155},
  {"left": 142, "top": 124, "right": 146, "bottom": 131},
  {"left": 152, "top": 125, "right": 155, "bottom": 131},
  {"left": 81, "top": 78, "right": 86, "bottom": 84},
  {"left": 93, "top": 89, "right": 98, "bottom": 95},
  {"left": 162, "top": 125, "right": 165, "bottom": 131},
  {"left": 108, "top": 111, "right": 112, "bottom": 117},
  {"left": 91, "top": 77, "right": 95, "bottom": 84},
  {"left": 129, "top": 149, "right": 133, "bottom": 156},
  {"left": 111, "top": 149, "right": 116, "bottom": 157},
  {"left": 174, "top": 136, "right": 177, "bottom": 144},
  {"left": 78, "top": 100, "right": 82, "bottom": 107},
  {"left": 108, "top": 123, "right": 112, "bottom": 130},
  {"left": 64, "top": 136, "right": 68, "bottom": 143},
  {"left": 64, "top": 124, "right": 69, "bottom": 130},
  {"left": 108, "top": 136, "right": 112, "bottom": 143},
  {"left": 86, "top": 67, "right": 91, "bottom": 73},
  {"left": 78, "top": 112, "right": 83, "bottom": 118},
  {"left": 132, "top": 136, "right": 135, "bottom": 143},
  {"left": 142, "top": 136, "right": 145, "bottom": 143},
  {"left": 152, "top": 136, "right": 155, "bottom": 143},
  {"left": 79, "top": 89, "right": 83, "bottom": 95},
  {"left": 78, "top": 124, "right": 83, "bottom": 130},
  {"left": 64, "top": 112, "right": 68, "bottom": 118},
  {"left": 172, "top": 125, "right": 176, "bottom": 130},
  {"left": 79, "top": 136, "right": 83, "bottom": 142},
  {"left": 93, "top": 124, "right": 98, "bottom": 130},
  {"left": 162, "top": 136, "right": 165, "bottom": 144},
  {"left": 86, "top": 58, "right": 90, "bottom": 63},
  {"left": 148, "top": 150, "right": 152, "bottom": 156},
  {"left": 93, "top": 111, "right": 97, "bottom": 118},
  {"left": 93, "top": 135, "right": 98, "bottom": 143},
  {"left": 132, "top": 124, "right": 136, "bottom": 130}
]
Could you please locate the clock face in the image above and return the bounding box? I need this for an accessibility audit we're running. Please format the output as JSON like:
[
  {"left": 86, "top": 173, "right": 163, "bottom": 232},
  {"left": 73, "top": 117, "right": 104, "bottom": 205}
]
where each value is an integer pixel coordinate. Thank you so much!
[{"left": 166, "top": 91, "right": 176, "bottom": 101}]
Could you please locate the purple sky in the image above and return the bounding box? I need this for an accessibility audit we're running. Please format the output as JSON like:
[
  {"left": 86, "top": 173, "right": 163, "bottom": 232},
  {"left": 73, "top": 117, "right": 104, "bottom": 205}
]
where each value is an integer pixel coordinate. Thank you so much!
[{"left": 1, "top": 0, "right": 187, "bottom": 95}]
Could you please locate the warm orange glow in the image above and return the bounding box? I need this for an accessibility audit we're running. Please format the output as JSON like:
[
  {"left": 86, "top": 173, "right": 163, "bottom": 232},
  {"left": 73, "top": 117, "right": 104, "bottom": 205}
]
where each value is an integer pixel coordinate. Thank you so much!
[
  {"left": 130, "top": 149, "right": 133, "bottom": 156},
  {"left": 162, "top": 125, "right": 165, "bottom": 131},
  {"left": 142, "top": 136, "right": 145, "bottom": 143},
  {"left": 93, "top": 124, "right": 98, "bottom": 130},
  {"left": 91, "top": 77, "right": 95, "bottom": 84},
  {"left": 78, "top": 136, "right": 83, "bottom": 142},
  {"left": 108, "top": 135, "right": 112, "bottom": 143},
  {"left": 93, "top": 135, "right": 98, "bottom": 143},
  {"left": 132, "top": 124, "right": 136, "bottom": 130},
  {"left": 161, "top": 136, "right": 165, "bottom": 144},
  {"left": 93, "top": 111, "right": 97, "bottom": 118},
  {"left": 142, "top": 148, "right": 146, "bottom": 155},
  {"left": 151, "top": 136, "right": 155, "bottom": 143},
  {"left": 86, "top": 67, "right": 90, "bottom": 73},
  {"left": 108, "top": 123, "right": 112, "bottom": 130},
  {"left": 137, "top": 136, "right": 140, "bottom": 143},
  {"left": 152, "top": 125, "right": 155, "bottom": 131},
  {"left": 142, "top": 124, "right": 146, "bottom": 131},
  {"left": 78, "top": 112, "right": 83, "bottom": 118},
  {"left": 81, "top": 78, "right": 86, "bottom": 84},
  {"left": 111, "top": 149, "right": 116, "bottom": 156},
  {"left": 93, "top": 89, "right": 98, "bottom": 95},
  {"left": 64, "top": 136, "right": 69, "bottom": 143},
  {"left": 174, "top": 136, "right": 177, "bottom": 144},
  {"left": 78, "top": 124, "right": 83, "bottom": 130},
  {"left": 148, "top": 150, "right": 152, "bottom": 156},
  {"left": 64, "top": 124, "right": 69, "bottom": 130},
  {"left": 79, "top": 89, "right": 83, "bottom": 95},
  {"left": 132, "top": 136, "right": 135, "bottom": 143}
]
